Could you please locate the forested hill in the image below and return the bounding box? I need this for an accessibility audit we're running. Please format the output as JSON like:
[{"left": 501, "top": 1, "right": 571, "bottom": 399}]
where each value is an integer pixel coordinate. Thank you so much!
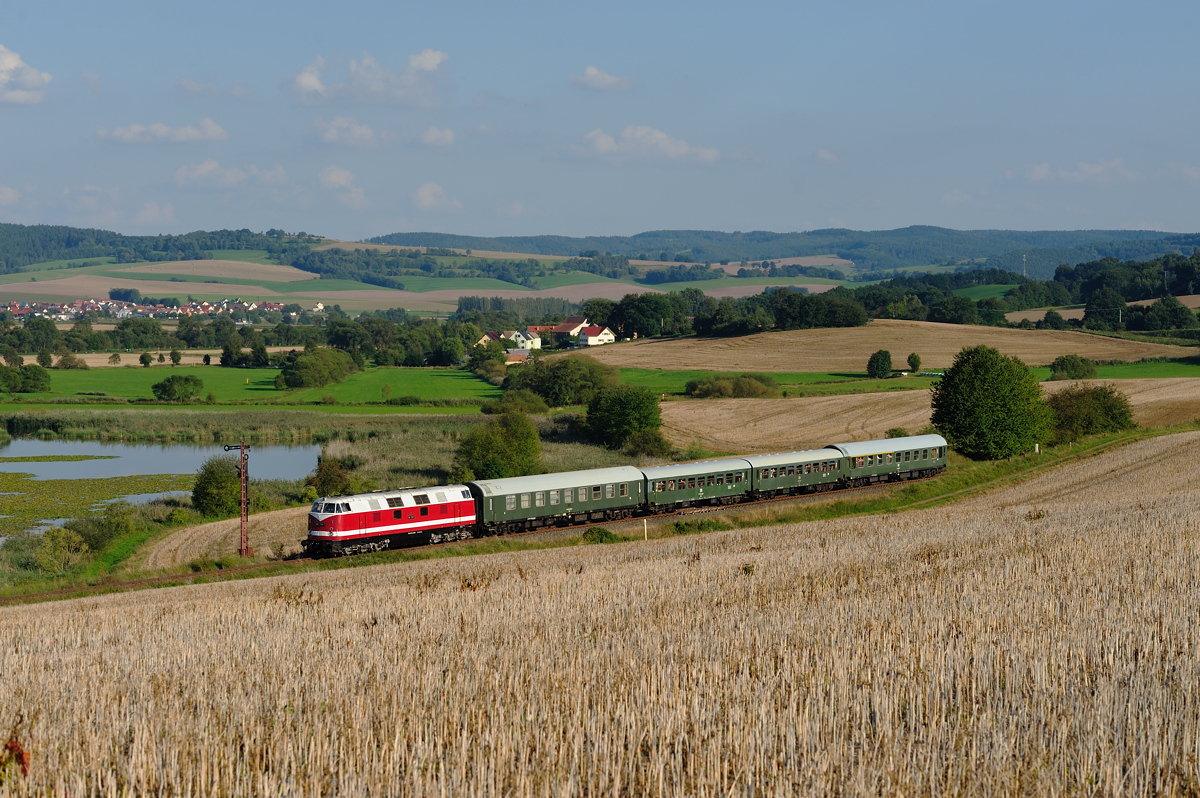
[
  {"left": 368, "top": 226, "right": 1181, "bottom": 274},
  {"left": 0, "top": 224, "right": 311, "bottom": 273}
]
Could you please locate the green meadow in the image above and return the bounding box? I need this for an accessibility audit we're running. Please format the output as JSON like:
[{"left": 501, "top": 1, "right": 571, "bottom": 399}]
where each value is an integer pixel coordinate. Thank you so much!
[{"left": 954, "top": 284, "right": 1018, "bottom": 300}]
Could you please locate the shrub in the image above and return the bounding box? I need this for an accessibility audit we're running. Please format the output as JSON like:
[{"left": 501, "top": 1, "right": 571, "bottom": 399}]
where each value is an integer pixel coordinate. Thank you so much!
[
  {"left": 481, "top": 389, "right": 550, "bottom": 415},
  {"left": 1049, "top": 354, "right": 1097, "bottom": 381},
  {"left": 867, "top": 350, "right": 893, "bottom": 379},
  {"left": 306, "top": 457, "right": 352, "bottom": 497},
  {"left": 452, "top": 412, "right": 544, "bottom": 481},
  {"left": 622, "top": 428, "right": 673, "bottom": 458},
  {"left": 151, "top": 374, "right": 203, "bottom": 402},
  {"left": 63, "top": 501, "right": 137, "bottom": 552},
  {"left": 582, "top": 526, "right": 620, "bottom": 544},
  {"left": 685, "top": 373, "right": 779, "bottom": 398},
  {"left": 34, "top": 527, "right": 90, "bottom": 573},
  {"left": 54, "top": 352, "right": 88, "bottom": 370},
  {"left": 587, "top": 385, "right": 662, "bottom": 449},
  {"left": 931, "top": 345, "right": 1053, "bottom": 459},
  {"left": 503, "top": 355, "right": 619, "bottom": 407},
  {"left": 1048, "top": 384, "right": 1135, "bottom": 442},
  {"left": 1038, "top": 310, "right": 1068, "bottom": 330},
  {"left": 886, "top": 427, "right": 910, "bottom": 439},
  {"left": 192, "top": 455, "right": 241, "bottom": 517},
  {"left": 907, "top": 353, "right": 921, "bottom": 372}
]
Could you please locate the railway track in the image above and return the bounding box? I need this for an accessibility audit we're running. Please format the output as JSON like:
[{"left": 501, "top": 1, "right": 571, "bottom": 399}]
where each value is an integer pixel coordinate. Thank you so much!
[{"left": 0, "top": 474, "right": 935, "bottom": 606}]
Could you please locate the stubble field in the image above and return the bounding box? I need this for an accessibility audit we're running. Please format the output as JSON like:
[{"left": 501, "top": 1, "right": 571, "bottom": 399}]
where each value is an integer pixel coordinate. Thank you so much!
[
  {"left": 660, "top": 377, "right": 1200, "bottom": 453},
  {"left": 1, "top": 431, "right": 1197, "bottom": 795},
  {"left": 573, "top": 319, "right": 1193, "bottom": 372}
]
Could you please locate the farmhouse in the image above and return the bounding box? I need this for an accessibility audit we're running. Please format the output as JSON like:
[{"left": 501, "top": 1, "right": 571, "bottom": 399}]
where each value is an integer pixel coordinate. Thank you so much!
[{"left": 579, "top": 325, "right": 616, "bottom": 346}]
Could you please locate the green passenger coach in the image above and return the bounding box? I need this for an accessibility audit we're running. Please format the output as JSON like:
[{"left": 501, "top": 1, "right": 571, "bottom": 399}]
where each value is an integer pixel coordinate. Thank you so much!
[
  {"left": 826, "top": 433, "right": 948, "bottom": 485},
  {"left": 469, "top": 466, "right": 645, "bottom": 534},
  {"left": 641, "top": 458, "right": 751, "bottom": 509},
  {"left": 744, "top": 449, "right": 846, "bottom": 496}
]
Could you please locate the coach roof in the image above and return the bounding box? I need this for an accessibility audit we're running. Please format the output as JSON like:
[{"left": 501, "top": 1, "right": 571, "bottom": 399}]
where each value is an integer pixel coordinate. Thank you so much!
[
  {"left": 825, "top": 434, "right": 948, "bottom": 459},
  {"left": 468, "top": 466, "right": 646, "bottom": 497},
  {"left": 742, "top": 448, "right": 842, "bottom": 469},
  {"left": 639, "top": 458, "right": 752, "bottom": 481}
]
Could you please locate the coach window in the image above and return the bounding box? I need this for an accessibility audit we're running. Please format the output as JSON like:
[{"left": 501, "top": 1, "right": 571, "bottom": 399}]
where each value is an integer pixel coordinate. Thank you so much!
[
  {"left": 619, "top": 483, "right": 628, "bottom": 497},
  {"left": 550, "top": 490, "right": 560, "bottom": 506},
  {"left": 668, "top": 480, "right": 675, "bottom": 491},
  {"left": 535, "top": 492, "right": 545, "bottom": 508},
  {"left": 736, "top": 472, "right": 744, "bottom": 483},
  {"left": 592, "top": 485, "right": 602, "bottom": 500},
  {"left": 520, "top": 494, "right": 531, "bottom": 509},
  {"left": 923, "top": 449, "right": 929, "bottom": 459},
  {"left": 578, "top": 487, "right": 588, "bottom": 502},
  {"left": 887, "top": 453, "right": 893, "bottom": 463},
  {"left": 505, "top": 495, "right": 516, "bottom": 511},
  {"left": 606, "top": 484, "right": 615, "bottom": 499},
  {"left": 715, "top": 474, "right": 723, "bottom": 485},
  {"left": 788, "top": 466, "right": 795, "bottom": 476},
  {"left": 707, "top": 476, "right": 715, "bottom": 486}
]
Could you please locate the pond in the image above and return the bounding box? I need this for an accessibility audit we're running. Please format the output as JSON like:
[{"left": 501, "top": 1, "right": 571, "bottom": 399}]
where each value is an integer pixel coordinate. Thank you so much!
[
  {"left": 0, "top": 439, "right": 320, "bottom": 481},
  {"left": 0, "top": 440, "right": 320, "bottom": 534}
]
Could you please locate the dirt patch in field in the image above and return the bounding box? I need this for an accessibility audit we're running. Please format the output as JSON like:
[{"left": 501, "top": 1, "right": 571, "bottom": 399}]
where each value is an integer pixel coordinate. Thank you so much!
[
  {"left": 702, "top": 283, "right": 836, "bottom": 299},
  {"left": 1006, "top": 294, "right": 1200, "bottom": 323},
  {"left": 0, "top": 273, "right": 274, "bottom": 300},
  {"left": 141, "top": 506, "right": 310, "bottom": 570},
  {"left": 705, "top": 256, "right": 853, "bottom": 275},
  {"left": 570, "top": 319, "right": 1193, "bottom": 372},
  {"left": 660, "top": 377, "right": 1200, "bottom": 453},
  {"left": 122, "top": 260, "right": 318, "bottom": 282},
  {"left": 1129, "top": 293, "right": 1200, "bottom": 308}
]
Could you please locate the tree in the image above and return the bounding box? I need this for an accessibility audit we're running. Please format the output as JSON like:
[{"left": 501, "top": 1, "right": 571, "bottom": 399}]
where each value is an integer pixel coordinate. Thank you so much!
[
  {"left": 307, "top": 457, "right": 352, "bottom": 496},
  {"left": 1083, "top": 287, "right": 1126, "bottom": 330},
  {"left": 907, "top": 353, "right": 921, "bottom": 373},
  {"left": 192, "top": 455, "right": 241, "bottom": 517},
  {"left": 36, "top": 350, "right": 52, "bottom": 368},
  {"left": 1047, "top": 383, "right": 1135, "bottom": 443},
  {"left": 169, "top": 349, "right": 182, "bottom": 366},
  {"left": 157, "top": 352, "right": 165, "bottom": 363},
  {"left": 930, "top": 345, "right": 1053, "bottom": 459},
  {"left": 202, "top": 354, "right": 211, "bottom": 366},
  {"left": 1048, "top": 354, "right": 1097, "bottom": 381},
  {"left": 151, "top": 374, "right": 203, "bottom": 402},
  {"left": 587, "top": 385, "right": 662, "bottom": 449},
  {"left": 452, "top": 412, "right": 544, "bottom": 481},
  {"left": 34, "top": 527, "right": 89, "bottom": 573},
  {"left": 866, "top": 350, "right": 892, "bottom": 379},
  {"left": 139, "top": 352, "right": 152, "bottom": 367},
  {"left": 1038, "top": 310, "right": 1068, "bottom": 330},
  {"left": 108, "top": 353, "right": 121, "bottom": 365}
]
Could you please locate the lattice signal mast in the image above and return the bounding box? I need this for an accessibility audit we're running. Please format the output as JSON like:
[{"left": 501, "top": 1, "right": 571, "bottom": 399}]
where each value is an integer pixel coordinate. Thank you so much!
[{"left": 224, "top": 441, "right": 252, "bottom": 557}]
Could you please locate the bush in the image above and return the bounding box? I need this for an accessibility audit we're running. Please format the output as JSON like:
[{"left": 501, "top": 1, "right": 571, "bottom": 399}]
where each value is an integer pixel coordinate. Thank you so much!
[
  {"left": 622, "top": 428, "right": 673, "bottom": 457},
  {"left": 1048, "top": 384, "right": 1135, "bottom": 442},
  {"left": 886, "top": 427, "right": 910, "bottom": 439},
  {"left": 582, "top": 526, "right": 620, "bottom": 544},
  {"left": 1048, "top": 354, "right": 1097, "bottom": 381},
  {"left": 503, "top": 355, "right": 619, "bottom": 407},
  {"left": 54, "top": 352, "right": 88, "bottom": 370},
  {"left": 34, "top": 527, "right": 90, "bottom": 573},
  {"left": 931, "top": 345, "right": 1053, "bottom": 459},
  {"left": 685, "top": 373, "right": 779, "bottom": 398},
  {"left": 192, "top": 455, "right": 241, "bottom": 517},
  {"left": 1038, "top": 310, "right": 1068, "bottom": 330},
  {"left": 587, "top": 385, "right": 662, "bottom": 449},
  {"left": 0, "top": 364, "right": 50, "bottom": 393},
  {"left": 867, "top": 350, "right": 893, "bottom": 379},
  {"left": 63, "top": 501, "right": 137, "bottom": 552},
  {"left": 151, "top": 374, "right": 203, "bottom": 402},
  {"left": 452, "top": 412, "right": 544, "bottom": 481},
  {"left": 907, "top": 353, "right": 921, "bottom": 372},
  {"left": 306, "top": 457, "right": 352, "bottom": 496},
  {"left": 481, "top": 389, "right": 549, "bottom": 415}
]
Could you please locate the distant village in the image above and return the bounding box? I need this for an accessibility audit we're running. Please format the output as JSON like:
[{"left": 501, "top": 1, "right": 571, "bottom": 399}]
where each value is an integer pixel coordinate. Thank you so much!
[
  {"left": 476, "top": 316, "right": 616, "bottom": 363},
  {"left": 2, "top": 297, "right": 313, "bottom": 323}
]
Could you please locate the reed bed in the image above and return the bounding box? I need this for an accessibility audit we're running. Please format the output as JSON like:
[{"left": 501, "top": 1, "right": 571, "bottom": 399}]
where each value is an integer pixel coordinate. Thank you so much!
[{"left": 0, "top": 433, "right": 1197, "bottom": 796}]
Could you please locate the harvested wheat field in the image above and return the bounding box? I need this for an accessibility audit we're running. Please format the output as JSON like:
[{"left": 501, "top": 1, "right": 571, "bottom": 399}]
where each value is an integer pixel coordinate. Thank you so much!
[
  {"left": 141, "top": 506, "right": 309, "bottom": 569},
  {"left": 121, "top": 259, "right": 318, "bottom": 282},
  {"left": 1, "top": 432, "right": 1198, "bottom": 795},
  {"left": 661, "top": 377, "right": 1200, "bottom": 453},
  {"left": 575, "top": 319, "right": 1192, "bottom": 372}
]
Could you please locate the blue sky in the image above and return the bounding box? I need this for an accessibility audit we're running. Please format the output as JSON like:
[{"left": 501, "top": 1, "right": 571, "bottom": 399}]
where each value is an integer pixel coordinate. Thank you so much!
[{"left": 2, "top": 0, "right": 1198, "bottom": 240}]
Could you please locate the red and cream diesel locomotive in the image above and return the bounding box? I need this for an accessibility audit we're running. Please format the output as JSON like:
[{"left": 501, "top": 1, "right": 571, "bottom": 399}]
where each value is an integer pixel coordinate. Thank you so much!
[{"left": 305, "top": 484, "right": 477, "bottom": 555}]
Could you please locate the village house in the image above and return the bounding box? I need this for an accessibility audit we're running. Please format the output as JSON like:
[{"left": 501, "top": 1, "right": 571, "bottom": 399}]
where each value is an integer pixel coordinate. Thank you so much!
[
  {"left": 579, "top": 325, "right": 616, "bottom": 346},
  {"left": 503, "top": 329, "right": 541, "bottom": 350}
]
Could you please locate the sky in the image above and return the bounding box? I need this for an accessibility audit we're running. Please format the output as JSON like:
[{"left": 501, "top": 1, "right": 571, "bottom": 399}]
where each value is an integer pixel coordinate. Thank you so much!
[{"left": 2, "top": 0, "right": 1198, "bottom": 240}]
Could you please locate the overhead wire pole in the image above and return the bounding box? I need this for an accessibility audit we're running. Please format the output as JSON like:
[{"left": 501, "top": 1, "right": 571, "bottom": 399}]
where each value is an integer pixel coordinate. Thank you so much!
[{"left": 224, "top": 441, "right": 252, "bottom": 557}]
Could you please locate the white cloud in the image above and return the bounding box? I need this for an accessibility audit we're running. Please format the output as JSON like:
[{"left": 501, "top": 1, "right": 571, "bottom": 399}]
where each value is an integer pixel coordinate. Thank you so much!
[
  {"left": 1168, "top": 162, "right": 1200, "bottom": 181},
  {"left": 1027, "top": 158, "right": 1138, "bottom": 184},
  {"left": 319, "top": 164, "right": 356, "bottom": 189},
  {"left": 569, "top": 65, "right": 632, "bottom": 92},
  {"left": 0, "top": 44, "right": 52, "bottom": 104},
  {"left": 81, "top": 70, "right": 100, "bottom": 91},
  {"left": 179, "top": 77, "right": 218, "bottom": 96},
  {"left": 98, "top": 117, "right": 228, "bottom": 143},
  {"left": 0, "top": 186, "right": 20, "bottom": 205},
  {"left": 574, "top": 126, "right": 719, "bottom": 164},
  {"left": 942, "top": 188, "right": 972, "bottom": 204},
  {"left": 337, "top": 186, "right": 368, "bottom": 208},
  {"left": 414, "top": 181, "right": 462, "bottom": 211},
  {"left": 314, "top": 116, "right": 376, "bottom": 145},
  {"left": 815, "top": 149, "right": 840, "bottom": 165},
  {"left": 291, "top": 49, "right": 449, "bottom": 106},
  {"left": 420, "top": 126, "right": 454, "bottom": 146},
  {"left": 174, "top": 159, "right": 247, "bottom": 188},
  {"left": 133, "top": 201, "right": 176, "bottom": 225}
]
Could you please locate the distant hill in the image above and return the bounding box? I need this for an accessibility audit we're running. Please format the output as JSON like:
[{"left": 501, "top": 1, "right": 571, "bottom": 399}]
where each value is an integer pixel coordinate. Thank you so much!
[{"left": 368, "top": 226, "right": 1182, "bottom": 274}]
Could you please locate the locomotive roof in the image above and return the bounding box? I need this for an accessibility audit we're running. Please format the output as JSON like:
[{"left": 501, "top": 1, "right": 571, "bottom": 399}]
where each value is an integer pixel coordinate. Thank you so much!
[
  {"left": 741, "top": 448, "right": 842, "bottom": 468},
  {"left": 639, "top": 458, "right": 753, "bottom": 480},
  {"left": 469, "top": 466, "right": 645, "bottom": 497},
  {"left": 316, "top": 484, "right": 471, "bottom": 506},
  {"left": 824, "top": 434, "right": 947, "bottom": 458}
]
